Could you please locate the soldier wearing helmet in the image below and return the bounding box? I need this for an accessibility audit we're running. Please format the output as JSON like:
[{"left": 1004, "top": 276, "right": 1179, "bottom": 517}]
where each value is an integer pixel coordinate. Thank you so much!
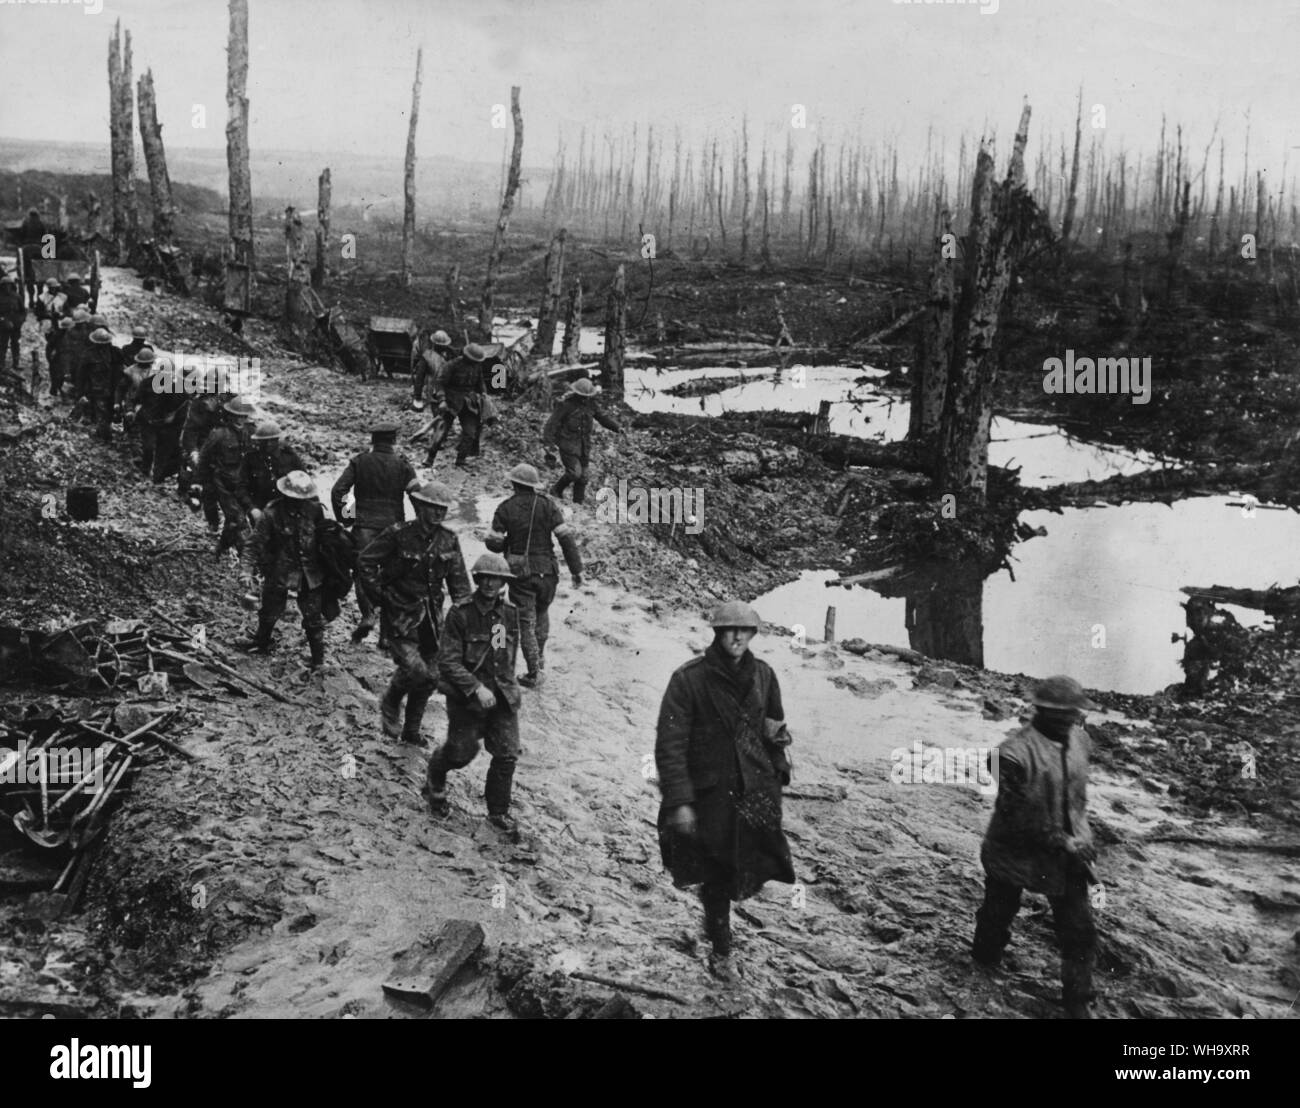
[
  {"left": 331, "top": 421, "right": 417, "bottom": 646},
  {"left": 0, "top": 274, "right": 26, "bottom": 380},
  {"left": 655, "top": 599, "right": 795, "bottom": 982},
  {"left": 61, "top": 274, "right": 91, "bottom": 313},
  {"left": 357, "top": 480, "right": 472, "bottom": 746},
  {"left": 426, "top": 552, "right": 522, "bottom": 832},
  {"left": 195, "top": 395, "right": 257, "bottom": 555},
  {"left": 46, "top": 316, "right": 73, "bottom": 398},
  {"left": 239, "top": 470, "right": 330, "bottom": 668},
  {"left": 134, "top": 352, "right": 187, "bottom": 482},
  {"left": 181, "top": 366, "right": 237, "bottom": 529},
  {"left": 973, "top": 674, "right": 1099, "bottom": 1019},
  {"left": 484, "top": 462, "right": 583, "bottom": 688},
  {"left": 243, "top": 419, "right": 307, "bottom": 518},
  {"left": 542, "top": 375, "right": 623, "bottom": 503},
  {"left": 81, "top": 327, "right": 117, "bottom": 440},
  {"left": 411, "top": 327, "right": 454, "bottom": 411},
  {"left": 421, "top": 341, "right": 489, "bottom": 468}
]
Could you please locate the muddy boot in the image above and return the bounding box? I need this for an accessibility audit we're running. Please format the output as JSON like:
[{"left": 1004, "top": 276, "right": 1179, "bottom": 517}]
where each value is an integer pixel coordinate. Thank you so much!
[
  {"left": 350, "top": 616, "right": 375, "bottom": 644},
  {"left": 237, "top": 615, "right": 276, "bottom": 654},
  {"left": 485, "top": 756, "right": 517, "bottom": 831},
  {"left": 401, "top": 688, "right": 432, "bottom": 745},
  {"left": 701, "top": 884, "right": 732, "bottom": 956},
  {"left": 307, "top": 633, "right": 326, "bottom": 671},
  {"left": 426, "top": 748, "right": 451, "bottom": 816},
  {"left": 517, "top": 670, "right": 544, "bottom": 689},
  {"left": 707, "top": 950, "right": 738, "bottom": 984},
  {"left": 572, "top": 477, "right": 587, "bottom": 505},
  {"left": 1061, "top": 949, "right": 1096, "bottom": 1018},
  {"left": 551, "top": 475, "right": 570, "bottom": 499},
  {"left": 379, "top": 682, "right": 404, "bottom": 738}
]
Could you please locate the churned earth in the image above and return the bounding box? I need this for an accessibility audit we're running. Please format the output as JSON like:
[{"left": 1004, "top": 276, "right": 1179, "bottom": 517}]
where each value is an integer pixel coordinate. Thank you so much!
[{"left": 1, "top": 265, "right": 1297, "bottom": 1019}]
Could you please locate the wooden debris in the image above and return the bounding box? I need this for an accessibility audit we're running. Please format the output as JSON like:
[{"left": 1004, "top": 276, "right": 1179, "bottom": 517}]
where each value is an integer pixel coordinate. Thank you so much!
[
  {"left": 569, "top": 970, "right": 687, "bottom": 1004},
  {"left": 381, "top": 920, "right": 486, "bottom": 1010}
]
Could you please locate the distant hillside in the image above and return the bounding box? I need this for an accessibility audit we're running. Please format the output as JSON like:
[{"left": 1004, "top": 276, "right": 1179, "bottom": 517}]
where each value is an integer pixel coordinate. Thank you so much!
[{"left": 0, "top": 138, "right": 548, "bottom": 223}]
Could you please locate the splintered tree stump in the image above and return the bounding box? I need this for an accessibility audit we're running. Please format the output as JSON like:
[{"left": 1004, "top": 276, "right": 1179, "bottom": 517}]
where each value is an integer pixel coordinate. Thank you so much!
[{"left": 382, "top": 920, "right": 485, "bottom": 1010}]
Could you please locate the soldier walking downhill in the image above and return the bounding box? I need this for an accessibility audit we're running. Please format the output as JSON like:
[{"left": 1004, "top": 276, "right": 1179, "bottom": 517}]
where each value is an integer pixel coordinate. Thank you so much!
[
  {"left": 424, "top": 341, "right": 489, "bottom": 469},
  {"left": 972, "top": 674, "right": 1100, "bottom": 1019},
  {"left": 411, "top": 328, "right": 453, "bottom": 411},
  {"left": 655, "top": 601, "right": 795, "bottom": 982},
  {"left": 484, "top": 463, "right": 583, "bottom": 688},
  {"left": 330, "top": 421, "right": 417, "bottom": 646},
  {"left": 357, "top": 481, "right": 471, "bottom": 746},
  {"left": 195, "top": 396, "right": 256, "bottom": 556},
  {"left": 239, "top": 470, "right": 330, "bottom": 669},
  {"left": 243, "top": 420, "right": 306, "bottom": 519},
  {"left": 426, "top": 553, "right": 523, "bottom": 833},
  {"left": 543, "top": 377, "right": 622, "bottom": 503}
]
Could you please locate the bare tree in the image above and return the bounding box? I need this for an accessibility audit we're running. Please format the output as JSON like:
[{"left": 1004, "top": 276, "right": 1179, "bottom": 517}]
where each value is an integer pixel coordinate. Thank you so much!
[
  {"left": 402, "top": 46, "right": 423, "bottom": 288},
  {"left": 226, "top": 0, "right": 254, "bottom": 268},
  {"left": 479, "top": 86, "right": 523, "bottom": 341},
  {"left": 137, "top": 68, "right": 176, "bottom": 248}
]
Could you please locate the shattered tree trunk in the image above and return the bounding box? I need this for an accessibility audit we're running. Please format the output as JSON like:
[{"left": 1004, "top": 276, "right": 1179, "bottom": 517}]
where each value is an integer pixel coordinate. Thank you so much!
[
  {"left": 937, "top": 102, "right": 1037, "bottom": 509},
  {"left": 534, "top": 228, "right": 567, "bottom": 359},
  {"left": 479, "top": 86, "right": 523, "bottom": 342},
  {"left": 560, "top": 276, "right": 583, "bottom": 365},
  {"left": 602, "top": 264, "right": 627, "bottom": 392},
  {"left": 312, "top": 168, "right": 331, "bottom": 289},
  {"left": 739, "top": 118, "right": 751, "bottom": 263},
  {"left": 445, "top": 264, "right": 465, "bottom": 342},
  {"left": 136, "top": 69, "right": 175, "bottom": 248},
  {"left": 1059, "top": 90, "right": 1082, "bottom": 251},
  {"left": 907, "top": 208, "right": 955, "bottom": 453},
  {"left": 226, "top": 0, "right": 254, "bottom": 269},
  {"left": 402, "top": 47, "right": 423, "bottom": 288},
  {"left": 107, "top": 22, "right": 137, "bottom": 262}
]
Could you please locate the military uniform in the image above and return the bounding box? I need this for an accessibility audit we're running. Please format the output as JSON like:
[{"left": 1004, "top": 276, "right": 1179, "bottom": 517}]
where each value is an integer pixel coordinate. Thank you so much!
[
  {"left": 81, "top": 340, "right": 116, "bottom": 439},
  {"left": 330, "top": 440, "right": 416, "bottom": 631},
  {"left": 246, "top": 496, "right": 329, "bottom": 664},
  {"left": 0, "top": 284, "right": 23, "bottom": 377},
  {"left": 485, "top": 489, "right": 582, "bottom": 679},
  {"left": 182, "top": 393, "right": 233, "bottom": 530},
  {"left": 430, "top": 354, "right": 485, "bottom": 466},
  {"left": 196, "top": 416, "right": 252, "bottom": 553},
  {"left": 428, "top": 593, "right": 522, "bottom": 818},
  {"left": 136, "top": 368, "right": 188, "bottom": 482},
  {"left": 244, "top": 441, "right": 307, "bottom": 510},
  {"left": 357, "top": 519, "right": 472, "bottom": 742},
  {"left": 412, "top": 338, "right": 448, "bottom": 406},
  {"left": 543, "top": 394, "right": 621, "bottom": 503}
]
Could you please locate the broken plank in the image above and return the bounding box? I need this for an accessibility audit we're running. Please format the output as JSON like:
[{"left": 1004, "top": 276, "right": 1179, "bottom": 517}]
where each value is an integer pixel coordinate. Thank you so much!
[
  {"left": 568, "top": 970, "right": 687, "bottom": 1004},
  {"left": 381, "top": 919, "right": 485, "bottom": 1010}
]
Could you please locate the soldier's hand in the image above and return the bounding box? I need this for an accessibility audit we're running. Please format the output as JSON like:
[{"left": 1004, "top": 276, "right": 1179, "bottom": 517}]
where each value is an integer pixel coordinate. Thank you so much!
[
  {"left": 189, "top": 450, "right": 199, "bottom": 467},
  {"left": 571, "top": 572, "right": 582, "bottom": 589},
  {"left": 544, "top": 450, "right": 558, "bottom": 468},
  {"left": 667, "top": 804, "right": 697, "bottom": 836},
  {"left": 473, "top": 684, "right": 497, "bottom": 710}
]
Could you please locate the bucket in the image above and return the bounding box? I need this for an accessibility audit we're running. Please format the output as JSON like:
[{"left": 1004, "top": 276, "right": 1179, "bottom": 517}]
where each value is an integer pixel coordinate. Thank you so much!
[{"left": 67, "top": 486, "right": 99, "bottom": 521}]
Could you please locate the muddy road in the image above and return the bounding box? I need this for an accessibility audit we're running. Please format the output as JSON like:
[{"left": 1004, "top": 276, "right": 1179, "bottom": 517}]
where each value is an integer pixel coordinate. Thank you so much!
[{"left": 1, "top": 264, "right": 1298, "bottom": 1020}]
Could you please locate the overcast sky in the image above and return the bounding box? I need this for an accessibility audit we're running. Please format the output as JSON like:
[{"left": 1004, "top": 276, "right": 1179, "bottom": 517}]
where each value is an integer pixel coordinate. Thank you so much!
[{"left": 3, "top": 0, "right": 1298, "bottom": 184}]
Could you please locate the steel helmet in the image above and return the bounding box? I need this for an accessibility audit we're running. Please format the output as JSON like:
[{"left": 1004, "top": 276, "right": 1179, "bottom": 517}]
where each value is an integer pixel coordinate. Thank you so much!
[
  {"left": 276, "top": 470, "right": 318, "bottom": 500},
  {"left": 471, "top": 552, "right": 515, "bottom": 579},
  {"left": 251, "top": 419, "right": 283, "bottom": 441},
  {"left": 224, "top": 396, "right": 256, "bottom": 417},
  {"left": 568, "top": 378, "right": 596, "bottom": 397},
  {"left": 90, "top": 314, "right": 108, "bottom": 328},
  {"left": 463, "top": 343, "right": 489, "bottom": 363},
  {"left": 0, "top": 275, "right": 15, "bottom": 286},
  {"left": 1030, "top": 675, "right": 1098, "bottom": 711},
  {"left": 58, "top": 317, "right": 74, "bottom": 331},
  {"left": 131, "top": 325, "right": 147, "bottom": 338},
  {"left": 409, "top": 480, "right": 454, "bottom": 508},
  {"left": 72, "top": 307, "right": 90, "bottom": 322},
  {"left": 508, "top": 463, "right": 543, "bottom": 489},
  {"left": 431, "top": 330, "right": 452, "bottom": 347},
  {"left": 710, "top": 600, "right": 761, "bottom": 630},
  {"left": 134, "top": 346, "right": 156, "bottom": 364},
  {"left": 89, "top": 327, "right": 113, "bottom": 344},
  {"left": 45, "top": 278, "right": 61, "bottom": 290},
  {"left": 67, "top": 275, "right": 82, "bottom": 284}
]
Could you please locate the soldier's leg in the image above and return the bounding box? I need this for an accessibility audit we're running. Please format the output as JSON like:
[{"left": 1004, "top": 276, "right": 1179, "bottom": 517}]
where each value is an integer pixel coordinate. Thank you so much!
[
  {"left": 350, "top": 527, "right": 378, "bottom": 632},
  {"left": 534, "top": 573, "right": 558, "bottom": 666},
  {"left": 1049, "top": 860, "right": 1098, "bottom": 1016},
  {"left": 200, "top": 484, "right": 221, "bottom": 531},
  {"left": 509, "top": 574, "right": 542, "bottom": 680},
  {"left": 971, "top": 873, "right": 1023, "bottom": 965},
  {"left": 298, "top": 587, "right": 326, "bottom": 669},
  {"left": 412, "top": 357, "right": 427, "bottom": 404},
  {"left": 482, "top": 706, "right": 521, "bottom": 820},
  {"left": 700, "top": 881, "right": 733, "bottom": 956},
  {"left": 400, "top": 620, "right": 440, "bottom": 743},
  {"left": 454, "top": 410, "right": 480, "bottom": 465},
  {"left": 153, "top": 425, "right": 182, "bottom": 484},
  {"left": 426, "top": 702, "right": 485, "bottom": 813},
  {"left": 138, "top": 424, "right": 156, "bottom": 475},
  {"left": 552, "top": 451, "right": 581, "bottom": 499},
  {"left": 380, "top": 636, "right": 424, "bottom": 737},
  {"left": 243, "top": 584, "right": 288, "bottom": 651},
  {"left": 571, "top": 459, "right": 588, "bottom": 505},
  {"left": 215, "top": 489, "right": 248, "bottom": 555},
  {"left": 93, "top": 393, "right": 112, "bottom": 441}
]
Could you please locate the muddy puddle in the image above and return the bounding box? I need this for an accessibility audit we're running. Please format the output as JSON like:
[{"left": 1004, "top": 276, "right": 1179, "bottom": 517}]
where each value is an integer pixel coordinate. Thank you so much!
[
  {"left": 756, "top": 495, "right": 1300, "bottom": 694},
  {"left": 623, "top": 363, "right": 1167, "bottom": 487}
]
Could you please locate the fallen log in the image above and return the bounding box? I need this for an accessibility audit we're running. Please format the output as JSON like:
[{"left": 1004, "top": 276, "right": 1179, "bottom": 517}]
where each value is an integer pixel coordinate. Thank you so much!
[
  {"left": 1145, "top": 834, "right": 1300, "bottom": 858},
  {"left": 828, "top": 566, "right": 904, "bottom": 587},
  {"left": 1179, "top": 584, "right": 1300, "bottom": 614},
  {"left": 848, "top": 304, "right": 925, "bottom": 349},
  {"left": 839, "top": 638, "right": 925, "bottom": 664},
  {"left": 152, "top": 646, "right": 304, "bottom": 707},
  {"left": 568, "top": 971, "right": 687, "bottom": 1004}
]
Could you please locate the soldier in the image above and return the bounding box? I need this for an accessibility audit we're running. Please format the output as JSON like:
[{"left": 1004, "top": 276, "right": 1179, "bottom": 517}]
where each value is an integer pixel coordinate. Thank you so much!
[
  {"left": 62, "top": 275, "right": 91, "bottom": 313},
  {"left": 134, "top": 350, "right": 187, "bottom": 481},
  {"left": 484, "top": 463, "right": 583, "bottom": 688},
  {"left": 357, "top": 481, "right": 472, "bottom": 746},
  {"left": 244, "top": 420, "right": 306, "bottom": 517},
  {"left": 543, "top": 377, "right": 622, "bottom": 503},
  {"left": 239, "top": 470, "right": 329, "bottom": 669},
  {"left": 655, "top": 600, "right": 795, "bottom": 982},
  {"left": 0, "top": 275, "right": 24, "bottom": 377},
  {"left": 411, "top": 328, "right": 453, "bottom": 411},
  {"left": 330, "top": 421, "right": 417, "bottom": 645},
  {"left": 195, "top": 396, "right": 256, "bottom": 556},
  {"left": 114, "top": 327, "right": 151, "bottom": 410},
  {"left": 19, "top": 208, "right": 45, "bottom": 302},
  {"left": 182, "top": 373, "right": 233, "bottom": 535},
  {"left": 35, "top": 278, "right": 65, "bottom": 325},
  {"left": 972, "top": 675, "right": 1099, "bottom": 1020},
  {"left": 426, "top": 552, "right": 522, "bottom": 833},
  {"left": 81, "top": 327, "right": 117, "bottom": 439},
  {"left": 424, "top": 341, "right": 489, "bottom": 468}
]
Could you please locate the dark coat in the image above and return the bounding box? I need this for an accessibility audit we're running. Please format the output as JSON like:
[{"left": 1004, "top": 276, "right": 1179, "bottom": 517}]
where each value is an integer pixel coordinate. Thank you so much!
[
  {"left": 243, "top": 442, "right": 306, "bottom": 510},
  {"left": 248, "top": 497, "right": 327, "bottom": 590},
  {"left": 485, "top": 489, "right": 582, "bottom": 578},
  {"left": 195, "top": 420, "right": 251, "bottom": 504},
  {"left": 330, "top": 444, "right": 416, "bottom": 529},
  {"left": 438, "top": 592, "right": 521, "bottom": 711},
  {"left": 356, "top": 520, "right": 471, "bottom": 641},
  {"left": 441, "top": 354, "right": 486, "bottom": 415},
  {"left": 655, "top": 643, "right": 795, "bottom": 899},
  {"left": 543, "top": 396, "right": 620, "bottom": 462}
]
